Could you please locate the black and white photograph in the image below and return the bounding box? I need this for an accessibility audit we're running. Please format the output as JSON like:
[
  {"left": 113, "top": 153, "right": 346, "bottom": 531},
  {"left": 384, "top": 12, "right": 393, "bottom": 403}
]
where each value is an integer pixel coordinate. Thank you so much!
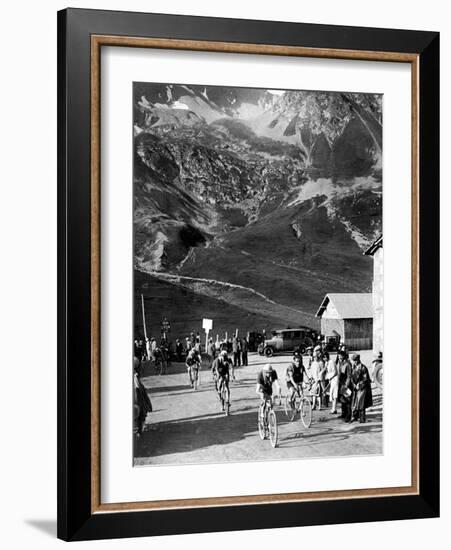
[{"left": 132, "top": 81, "right": 383, "bottom": 465}]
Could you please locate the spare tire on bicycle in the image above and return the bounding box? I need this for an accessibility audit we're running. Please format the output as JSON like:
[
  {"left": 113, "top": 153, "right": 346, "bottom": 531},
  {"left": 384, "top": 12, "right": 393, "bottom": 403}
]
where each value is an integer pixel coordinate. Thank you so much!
[
  {"left": 300, "top": 398, "right": 312, "bottom": 428},
  {"left": 257, "top": 407, "right": 267, "bottom": 440},
  {"left": 268, "top": 410, "right": 278, "bottom": 448}
]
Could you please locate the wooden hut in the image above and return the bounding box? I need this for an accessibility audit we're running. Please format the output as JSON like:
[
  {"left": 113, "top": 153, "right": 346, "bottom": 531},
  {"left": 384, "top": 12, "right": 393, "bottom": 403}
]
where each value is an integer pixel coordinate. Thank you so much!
[{"left": 315, "top": 293, "right": 373, "bottom": 351}]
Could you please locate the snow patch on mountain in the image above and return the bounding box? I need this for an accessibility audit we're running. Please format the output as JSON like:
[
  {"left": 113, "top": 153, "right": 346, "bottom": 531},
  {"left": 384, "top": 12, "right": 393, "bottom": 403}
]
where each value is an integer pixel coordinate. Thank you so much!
[{"left": 288, "top": 176, "right": 380, "bottom": 207}]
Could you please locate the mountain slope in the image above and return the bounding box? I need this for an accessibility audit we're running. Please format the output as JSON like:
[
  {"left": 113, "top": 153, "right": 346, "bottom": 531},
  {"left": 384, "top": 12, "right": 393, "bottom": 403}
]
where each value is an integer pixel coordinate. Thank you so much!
[{"left": 133, "top": 83, "right": 382, "bottom": 337}]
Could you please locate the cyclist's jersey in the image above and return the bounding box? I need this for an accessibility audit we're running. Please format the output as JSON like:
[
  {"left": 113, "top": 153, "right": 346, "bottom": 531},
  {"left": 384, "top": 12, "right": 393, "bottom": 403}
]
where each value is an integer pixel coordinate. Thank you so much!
[
  {"left": 213, "top": 358, "right": 229, "bottom": 377},
  {"left": 257, "top": 370, "right": 278, "bottom": 395},
  {"left": 186, "top": 355, "right": 199, "bottom": 369},
  {"left": 286, "top": 362, "right": 305, "bottom": 384}
]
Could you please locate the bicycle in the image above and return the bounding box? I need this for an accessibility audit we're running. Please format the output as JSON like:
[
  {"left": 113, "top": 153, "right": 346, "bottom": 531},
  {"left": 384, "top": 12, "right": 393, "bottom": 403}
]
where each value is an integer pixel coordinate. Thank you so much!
[
  {"left": 258, "top": 395, "right": 278, "bottom": 448},
  {"left": 188, "top": 363, "right": 201, "bottom": 390},
  {"left": 217, "top": 379, "right": 230, "bottom": 415},
  {"left": 284, "top": 381, "right": 313, "bottom": 428}
]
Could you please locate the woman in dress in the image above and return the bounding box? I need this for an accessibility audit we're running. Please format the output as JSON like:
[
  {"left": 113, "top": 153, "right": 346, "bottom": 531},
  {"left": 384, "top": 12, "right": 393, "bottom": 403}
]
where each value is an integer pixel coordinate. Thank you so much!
[
  {"left": 349, "top": 353, "right": 373, "bottom": 423},
  {"left": 337, "top": 351, "right": 352, "bottom": 421}
]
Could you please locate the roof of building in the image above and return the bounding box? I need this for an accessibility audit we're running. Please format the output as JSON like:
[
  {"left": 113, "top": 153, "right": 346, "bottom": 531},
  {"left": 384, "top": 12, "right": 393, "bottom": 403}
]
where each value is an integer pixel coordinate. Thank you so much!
[
  {"left": 364, "top": 234, "right": 383, "bottom": 256},
  {"left": 315, "top": 293, "right": 373, "bottom": 319}
]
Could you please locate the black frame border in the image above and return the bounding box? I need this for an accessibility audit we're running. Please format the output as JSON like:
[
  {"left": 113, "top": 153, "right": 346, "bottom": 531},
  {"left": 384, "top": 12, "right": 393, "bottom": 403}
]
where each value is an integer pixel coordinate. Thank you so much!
[{"left": 57, "top": 8, "right": 439, "bottom": 541}]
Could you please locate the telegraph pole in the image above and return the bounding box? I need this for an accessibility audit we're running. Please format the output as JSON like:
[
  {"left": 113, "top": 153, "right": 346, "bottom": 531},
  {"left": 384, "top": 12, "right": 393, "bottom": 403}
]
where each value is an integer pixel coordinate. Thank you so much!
[{"left": 141, "top": 293, "right": 148, "bottom": 340}]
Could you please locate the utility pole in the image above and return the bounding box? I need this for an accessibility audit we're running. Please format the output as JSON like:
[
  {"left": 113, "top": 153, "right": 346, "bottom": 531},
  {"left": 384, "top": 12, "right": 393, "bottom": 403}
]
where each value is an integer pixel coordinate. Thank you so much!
[{"left": 141, "top": 293, "right": 148, "bottom": 340}]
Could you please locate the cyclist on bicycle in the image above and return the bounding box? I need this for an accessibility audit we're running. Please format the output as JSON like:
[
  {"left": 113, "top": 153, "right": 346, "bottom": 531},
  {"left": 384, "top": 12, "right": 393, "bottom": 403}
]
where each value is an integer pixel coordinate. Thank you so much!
[
  {"left": 212, "top": 350, "right": 231, "bottom": 410},
  {"left": 185, "top": 348, "right": 201, "bottom": 388},
  {"left": 256, "top": 364, "right": 281, "bottom": 414},
  {"left": 286, "top": 352, "right": 308, "bottom": 406}
]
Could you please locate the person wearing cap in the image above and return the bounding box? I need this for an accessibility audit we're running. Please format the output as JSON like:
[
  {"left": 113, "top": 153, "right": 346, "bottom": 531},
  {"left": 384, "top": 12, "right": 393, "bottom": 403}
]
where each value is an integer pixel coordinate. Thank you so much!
[
  {"left": 349, "top": 353, "right": 373, "bottom": 423},
  {"left": 211, "top": 350, "right": 228, "bottom": 388},
  {"left": 211, "top": 350, "right": 231, "bottom": 409},
  {"left": 337, "top": 350, "right": 353, "bottom": 421},
  {"left": 185, "top": 348, "right": 201, "bottom": 389},
  {"left": 310, "top": 348, "right": 326, "bottom": 410},
  {"left": 256, "top": 364, "right": 281, "bottom": 407},
  {"left": 286, "top": 352, "right": 308, "bottom": 407},
  {"left": 325, "top": 351, "right": 339, "bottom": 414}
]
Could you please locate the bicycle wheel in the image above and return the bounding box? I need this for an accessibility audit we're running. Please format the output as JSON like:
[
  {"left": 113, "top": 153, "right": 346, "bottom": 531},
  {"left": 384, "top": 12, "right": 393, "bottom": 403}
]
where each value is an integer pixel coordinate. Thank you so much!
[
  {"left": 300, "top": 398, "right": 312, "bottom": 428},
  {"left": 268, "top": 410, "right": 278, "bottom": 448},
  {"left": 284, "top": 393, "right": 298, "bottom": 422},
  {"left": 193, "top": 369, "right": 199, "bottom": 390},
  {"left": 257, "top": 407, "right": 266, "bottom": 440}
]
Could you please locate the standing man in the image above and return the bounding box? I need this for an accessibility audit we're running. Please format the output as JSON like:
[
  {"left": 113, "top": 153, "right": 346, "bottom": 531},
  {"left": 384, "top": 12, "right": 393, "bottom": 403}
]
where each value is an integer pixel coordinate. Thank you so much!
[
  {"left": 175, "top": 339, "right": 183, "bottom": 362},
  {"left": 207, "top": 337, "right": 216, "bottom": 368},
  {"left": 241, "top": 336, "right": 249, "bottom": 367},
  {"left": 310, "top": 347, "right": 326, "bottom": 410},
  {"left": 232, "top": 336, "right": 241, "bottom": 368},
  {"left": 145, "top": 337, "right": 151, "bottom": 361},
  {"left": 337, "top": 350, "right": 352, "bottom": 421},
  {"left": 150, "top": 337, "right": 157, "bottom": 363},
  {"left": 325, "top": 351, "right": 339, "bottom": 414},
  {"left": 349, "top": 353, "right": 373, "bottom": 423}
]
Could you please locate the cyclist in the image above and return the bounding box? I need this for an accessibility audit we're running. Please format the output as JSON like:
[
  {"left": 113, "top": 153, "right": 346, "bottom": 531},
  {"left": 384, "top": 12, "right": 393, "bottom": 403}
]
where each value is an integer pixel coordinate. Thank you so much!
[
  {"left": 286, "top": 352, "right": 308, "bottom": 406},
  {"left": 256, "top": 364, "right": 281, "bottom": 414},
  {"left": 212, "top": 350, "right": 231, "bottom": 410},
  {"left": 210, "top": 349, "right": 224, "bottom": 390},
  {"left": 185, "top": 348, "right": 201, "bottom": 388}
]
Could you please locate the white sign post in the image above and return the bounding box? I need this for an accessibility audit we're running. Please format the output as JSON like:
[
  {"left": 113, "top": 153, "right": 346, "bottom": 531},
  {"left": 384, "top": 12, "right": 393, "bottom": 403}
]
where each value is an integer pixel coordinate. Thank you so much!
[{"left": 202, "top": 318, "right": 213, "bottom": 350}]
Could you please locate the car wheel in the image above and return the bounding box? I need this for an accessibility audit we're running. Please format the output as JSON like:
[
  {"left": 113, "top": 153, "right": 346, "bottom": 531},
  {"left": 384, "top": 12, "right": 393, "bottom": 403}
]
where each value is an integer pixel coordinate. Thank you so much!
[
  {"left": 264, "top": 347, "right": 274, "bottom": 357},
  {"left": 373, "top": 364, "right": 383, "bottom": 389}
]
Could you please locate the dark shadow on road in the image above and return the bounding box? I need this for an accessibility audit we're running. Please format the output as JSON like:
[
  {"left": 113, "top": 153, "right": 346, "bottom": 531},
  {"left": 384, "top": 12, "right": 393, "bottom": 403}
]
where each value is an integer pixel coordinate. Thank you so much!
[{"left": 137, "top": 408, "right": 266, "bottom": 459}]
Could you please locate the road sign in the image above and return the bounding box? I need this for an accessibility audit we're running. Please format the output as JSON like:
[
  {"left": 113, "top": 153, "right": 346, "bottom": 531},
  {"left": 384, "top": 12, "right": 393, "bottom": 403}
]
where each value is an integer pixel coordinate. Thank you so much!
[{"left": 202, "top": 318, "right": 213, "bottom": 332}]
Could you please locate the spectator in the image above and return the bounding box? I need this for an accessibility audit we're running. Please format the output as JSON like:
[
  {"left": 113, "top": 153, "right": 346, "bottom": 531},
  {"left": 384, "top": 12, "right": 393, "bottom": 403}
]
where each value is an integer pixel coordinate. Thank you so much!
[
  {"left": 145, "top": 337, "right": 151, "bottom": 361},
  {"left": 186, "top": 337, "right": 192, "bottom": 353},
  {"left": 241, "top": 336, "right": 249, "bottom": 366},
  {"left": 134, "top": 339, "right": 140, "bottom": 358},
  {"left": 138, "top": 339, "right": 146, "bottom": 362},
  {"left": 310, "top": 347, "right": 326, "bottom": 410},
  {"left": 325, "top": 351, "right": 339, "bottom": 414},
  {"left": 207, "top": 337, "right": 216, "bottom": 367},
  {"left": 336, "top": 351, "right": 352, "bottom": 421},
  {"left": 150, "top": 337, "right": 157, "bottom": 363},
  {"left": 349, "top": 353, "right": 373, "bottom": 423},
  {"left": 175, "top": 339, "right": 184, "bottom": 362},
  {"left": 232, "top": 336, "right": 241, "bottom": 367}
]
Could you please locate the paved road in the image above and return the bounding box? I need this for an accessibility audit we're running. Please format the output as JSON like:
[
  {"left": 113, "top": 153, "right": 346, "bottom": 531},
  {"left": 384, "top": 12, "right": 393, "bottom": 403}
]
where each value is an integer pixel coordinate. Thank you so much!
[{"left": 134, "top": 351, "right": 382, "bottom": 466}]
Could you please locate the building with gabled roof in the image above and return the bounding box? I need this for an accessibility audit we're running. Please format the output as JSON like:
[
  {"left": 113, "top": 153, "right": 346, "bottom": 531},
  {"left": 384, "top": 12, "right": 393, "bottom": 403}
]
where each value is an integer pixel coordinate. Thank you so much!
[{"left": 316, "top": 293, "right": 373, "bottom": 351}]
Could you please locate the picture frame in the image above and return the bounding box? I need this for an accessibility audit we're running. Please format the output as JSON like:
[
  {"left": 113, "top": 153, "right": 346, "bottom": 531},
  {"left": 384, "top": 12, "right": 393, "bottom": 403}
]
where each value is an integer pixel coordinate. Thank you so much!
[{"left": 57, "top": 7, "right": 439, "bottom": 541}]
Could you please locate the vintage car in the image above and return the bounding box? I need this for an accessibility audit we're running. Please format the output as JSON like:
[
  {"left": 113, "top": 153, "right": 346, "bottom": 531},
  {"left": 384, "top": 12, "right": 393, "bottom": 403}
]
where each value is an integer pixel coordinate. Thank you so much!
[
  {"left": 247, "top": 331, "right": 264, "bottom": 352},
  {"left": 258, "top": 327, "right": 317, "bottom": 357}
]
